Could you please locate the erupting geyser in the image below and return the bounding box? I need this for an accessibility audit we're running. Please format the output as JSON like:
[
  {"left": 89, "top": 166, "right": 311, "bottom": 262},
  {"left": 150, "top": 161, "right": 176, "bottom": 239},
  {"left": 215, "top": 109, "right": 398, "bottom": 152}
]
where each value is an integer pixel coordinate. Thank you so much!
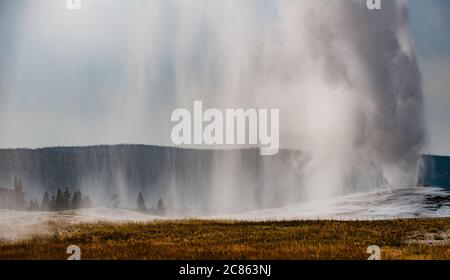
[{"left": 0, "top": 0, "right": 425, "bottom": 214}]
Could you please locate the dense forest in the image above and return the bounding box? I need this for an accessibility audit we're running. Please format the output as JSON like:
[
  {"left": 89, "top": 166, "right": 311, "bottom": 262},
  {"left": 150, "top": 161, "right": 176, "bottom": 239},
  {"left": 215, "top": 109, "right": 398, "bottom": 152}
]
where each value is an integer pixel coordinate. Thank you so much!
[
  {"left": 418, "top": 155, "right": 450, "bottom": 188},
  {"left": 0, "top": 177, "right": 169, "bottom": 215},
  {"left": 0, "top": 145, "right": 449, "bottom": 213},
  {"left": 0, "top": 177, "right": 93, "bottom": 211},
  {"left": 0, "top": 145, "right": 305, "bottom": 213}
]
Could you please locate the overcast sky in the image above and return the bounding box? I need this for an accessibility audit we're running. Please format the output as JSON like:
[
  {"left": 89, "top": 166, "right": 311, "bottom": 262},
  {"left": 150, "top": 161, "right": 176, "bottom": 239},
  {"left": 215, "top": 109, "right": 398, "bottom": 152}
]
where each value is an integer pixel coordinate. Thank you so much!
[
  {"left": 409, "top": 0, "right": 450, "bottom": 155},
  {"left": 0, "top": 0, "right": 449, "bottom": 155}
]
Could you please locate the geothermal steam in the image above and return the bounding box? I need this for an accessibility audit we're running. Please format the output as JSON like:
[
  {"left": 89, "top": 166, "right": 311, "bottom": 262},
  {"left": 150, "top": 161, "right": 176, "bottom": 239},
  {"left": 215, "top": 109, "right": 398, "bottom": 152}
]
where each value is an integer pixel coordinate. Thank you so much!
[{"left": 0, "top": 0, "right": 424, "bottom": 211}]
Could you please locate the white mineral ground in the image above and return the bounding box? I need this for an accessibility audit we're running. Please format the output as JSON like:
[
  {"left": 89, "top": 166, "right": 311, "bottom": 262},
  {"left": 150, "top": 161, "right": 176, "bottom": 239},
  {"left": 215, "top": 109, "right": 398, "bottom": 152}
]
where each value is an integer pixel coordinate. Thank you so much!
[{"left": 1, "top": 187, "right": 449, "bottom": 241}]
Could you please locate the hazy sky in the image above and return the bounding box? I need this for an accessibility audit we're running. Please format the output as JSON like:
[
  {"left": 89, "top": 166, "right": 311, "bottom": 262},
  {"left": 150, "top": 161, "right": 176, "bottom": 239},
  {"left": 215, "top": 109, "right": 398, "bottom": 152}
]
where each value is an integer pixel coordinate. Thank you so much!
[
  {"left": 408, "top": 0, "right": 450, "bottom": 155},
  {"left": 0, "top": 0, "right": 449, "bottom": 155}
]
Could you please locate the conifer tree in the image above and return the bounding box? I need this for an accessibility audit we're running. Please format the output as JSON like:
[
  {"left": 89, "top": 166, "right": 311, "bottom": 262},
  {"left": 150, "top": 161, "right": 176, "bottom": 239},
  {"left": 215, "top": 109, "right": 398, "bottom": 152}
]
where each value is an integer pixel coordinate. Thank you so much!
[
  {"left": 50, "top": 194, "right": 57, "bottom": 211},
  {"left": 63, "top": 188, "right": 72, "bottom": 210},
  {"left": 55, "top": 189, "right": 64, "bottom": 211},
  {"left": 71, "top": 190, "right": 82, "bottom": 209},
  {"left": 41, "top": 191, "right": 50, "bottom": 211},
  {"left": 137, "top": 192, "right": 147, "bottom": 212},
  {"left": 157, "top": 198, "right": 165, "bottom": 215},
  {"left": 14, "top": 177, "right": 26, "bottom": 210}
]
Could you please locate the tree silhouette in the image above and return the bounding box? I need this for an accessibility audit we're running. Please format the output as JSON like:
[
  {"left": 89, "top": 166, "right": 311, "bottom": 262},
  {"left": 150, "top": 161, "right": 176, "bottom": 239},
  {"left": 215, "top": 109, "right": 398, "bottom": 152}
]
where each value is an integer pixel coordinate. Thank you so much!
[
  {"left": 157, "top": 198, "right": 165, "bottom": 215},
  {"left": 45, "top": 189, "right": 92, "bottom": 211},
  {"left": 137, "top": 192, "right": 147, "bottom": 212},
  {"left": 55, "top": 189, "right": 64, "bottom": 211},
  {"left": 14, "top": 177, "right": 26, "bottom": 210},
  {"left": 41, "top": 191, "right": 50, "bottom": 211},
  {"left": 63, "top": 188, "right": 72, "bottom": 210},
  {"left": 71, "top": 190, "right": 82, "bottom": 209},
  {"left": 50, "top": 194, "right": 57, "bottom": 211}
]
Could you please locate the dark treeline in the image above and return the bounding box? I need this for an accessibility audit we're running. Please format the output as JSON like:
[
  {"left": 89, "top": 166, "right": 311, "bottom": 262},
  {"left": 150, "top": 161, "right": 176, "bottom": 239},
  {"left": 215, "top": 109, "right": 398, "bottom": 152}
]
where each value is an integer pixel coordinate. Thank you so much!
[
  {"left": 0, "top": 145, "right": 305, "bottom": 212},
  {"left": 0, "top": 177, "right": 186, "bottom": 216},
  {"left": 112, "top": 192, "right": 191, "bottom": 216},
  {"left": 38, "top": 188, "right": 93, "bottom": 212},
  {"left": 1, "top": 145, "right": 449, "bottom": 213},
  {"left": 419, "top": 155, "right": 450, "bottom": 188},
  {"left": 0, "top": 177, "right": 93, "bottom": 212}
]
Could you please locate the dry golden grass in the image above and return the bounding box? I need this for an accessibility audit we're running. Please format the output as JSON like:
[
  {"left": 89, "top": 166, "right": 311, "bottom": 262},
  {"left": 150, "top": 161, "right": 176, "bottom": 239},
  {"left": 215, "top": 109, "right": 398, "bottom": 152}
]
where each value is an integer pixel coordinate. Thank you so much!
[{"left": 1, "top": 219, "right": 450, "bottom": 260}]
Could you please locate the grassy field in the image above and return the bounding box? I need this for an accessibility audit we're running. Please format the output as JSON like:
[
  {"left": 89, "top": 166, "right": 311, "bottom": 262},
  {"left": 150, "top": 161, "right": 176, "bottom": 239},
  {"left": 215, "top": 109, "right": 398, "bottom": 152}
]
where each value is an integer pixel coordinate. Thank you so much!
[{"left": 1, "top": 219, "right": 450, "bottom": 260}]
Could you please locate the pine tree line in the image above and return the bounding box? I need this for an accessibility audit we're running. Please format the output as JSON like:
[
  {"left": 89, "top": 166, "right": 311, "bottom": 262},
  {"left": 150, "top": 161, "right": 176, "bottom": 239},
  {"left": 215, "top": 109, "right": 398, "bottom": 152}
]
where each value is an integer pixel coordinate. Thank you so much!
[
  {"left": 133, "top": 192, "right": 191, "bottom": 216},
  {"left": 27, "top": 189, "right": 93, "bottom": 211},
  {"left": 110, "top": 192, "right": 175, "bottom": 215},
  {"left": 3, "top": 178, "right": 192, "bottom": 216},
  {"left": 1, "top": 178, "right": 94, "bottom": 212},
  {"left": 33, "top": 188, "right": 93, "bottom": 212}
]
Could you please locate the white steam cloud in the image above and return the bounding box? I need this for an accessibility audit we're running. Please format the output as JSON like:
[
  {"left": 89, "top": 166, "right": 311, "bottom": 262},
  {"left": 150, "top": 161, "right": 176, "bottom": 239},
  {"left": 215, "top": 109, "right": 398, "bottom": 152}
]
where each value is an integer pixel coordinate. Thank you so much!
[{"left": 0, "top": 0, "right": 424, "bottom": 209}]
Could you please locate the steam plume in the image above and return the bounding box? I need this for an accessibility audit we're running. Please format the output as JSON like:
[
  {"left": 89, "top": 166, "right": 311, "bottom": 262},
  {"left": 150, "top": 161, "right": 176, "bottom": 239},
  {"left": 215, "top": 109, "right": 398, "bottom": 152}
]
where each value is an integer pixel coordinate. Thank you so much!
[{"left": 0, "top": 0, "right": 424, "bottom": 211}]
